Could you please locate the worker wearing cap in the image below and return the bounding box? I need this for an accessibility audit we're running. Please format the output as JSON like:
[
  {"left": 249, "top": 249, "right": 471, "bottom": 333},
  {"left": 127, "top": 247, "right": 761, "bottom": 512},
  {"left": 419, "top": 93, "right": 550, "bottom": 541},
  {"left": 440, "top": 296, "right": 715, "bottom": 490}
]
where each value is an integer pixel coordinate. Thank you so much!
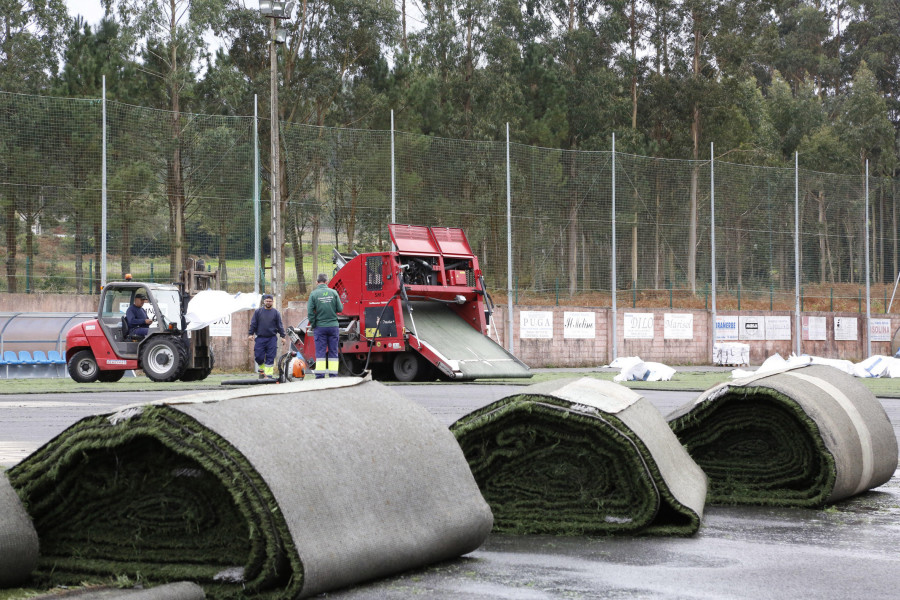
[
  {"left": 248, "top": 294, "right": 285, "bottom": 379},
  {"left": 307, "top": 273, "right": 343, "bottom": 378},
  {"left": 125, "top": 293, "right": 152, "bottom": 339}
]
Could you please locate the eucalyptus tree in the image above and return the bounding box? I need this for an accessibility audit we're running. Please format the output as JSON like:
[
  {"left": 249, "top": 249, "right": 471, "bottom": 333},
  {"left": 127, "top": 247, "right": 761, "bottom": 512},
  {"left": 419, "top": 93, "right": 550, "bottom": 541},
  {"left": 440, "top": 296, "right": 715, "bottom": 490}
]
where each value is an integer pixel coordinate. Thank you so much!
[
  {"left": 0, "top": 0, "right": 70, "bottom": 292},
  {"left": 104, "top": 0, "right": 225, "bottom": 279}
]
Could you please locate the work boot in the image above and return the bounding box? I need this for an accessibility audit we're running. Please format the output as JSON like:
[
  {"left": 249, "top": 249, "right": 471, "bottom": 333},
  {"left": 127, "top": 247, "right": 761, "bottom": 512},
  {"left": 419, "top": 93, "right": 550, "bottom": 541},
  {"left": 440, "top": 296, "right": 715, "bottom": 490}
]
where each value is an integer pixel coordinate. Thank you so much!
[{"left": 257, "top": 369, "right": 265, "bottom": 380}]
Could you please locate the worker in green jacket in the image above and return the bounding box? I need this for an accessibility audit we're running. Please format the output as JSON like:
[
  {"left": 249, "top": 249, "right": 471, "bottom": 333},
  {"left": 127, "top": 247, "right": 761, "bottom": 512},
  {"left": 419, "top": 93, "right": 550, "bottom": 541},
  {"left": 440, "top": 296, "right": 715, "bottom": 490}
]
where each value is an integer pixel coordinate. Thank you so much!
[{"left": 307, "top": 273, "right": 344, "bottom": 378}]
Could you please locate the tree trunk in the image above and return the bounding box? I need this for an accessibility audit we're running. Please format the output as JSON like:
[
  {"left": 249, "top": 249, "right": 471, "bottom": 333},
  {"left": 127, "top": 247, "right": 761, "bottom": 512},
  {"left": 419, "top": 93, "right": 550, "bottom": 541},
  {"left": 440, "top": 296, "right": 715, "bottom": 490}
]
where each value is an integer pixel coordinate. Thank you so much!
[
  {"left": 631, "top": 213, "right": 638, "bottom": 289},
  {"left": 218, "top": 221, "right": 228, "bottom": 288},
  {"left": 4, "top": 199, "right": 17, "bottom": 293},
  {"left": 290, "top": 204, "right": 307, "bottom": 295},
  {"left": 687, "top": 11, "right": 702, "bottom": 294},
  {"left": 817, "top": 191, "right": 826, "bottom": 285},
  {"left": 75, "top": 209, "right": 83, "bottom": 294},
  {"left": 567, "top": 153, "right": 578, "bottom": 297}
]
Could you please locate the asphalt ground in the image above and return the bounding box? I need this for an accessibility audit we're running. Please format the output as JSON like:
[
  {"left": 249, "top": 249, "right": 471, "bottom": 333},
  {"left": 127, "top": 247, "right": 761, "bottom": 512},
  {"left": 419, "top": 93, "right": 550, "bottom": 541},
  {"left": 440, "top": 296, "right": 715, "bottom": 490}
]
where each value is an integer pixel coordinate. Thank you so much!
[{"left": 1, "top": 377, "right": 899, "bottom": 599}]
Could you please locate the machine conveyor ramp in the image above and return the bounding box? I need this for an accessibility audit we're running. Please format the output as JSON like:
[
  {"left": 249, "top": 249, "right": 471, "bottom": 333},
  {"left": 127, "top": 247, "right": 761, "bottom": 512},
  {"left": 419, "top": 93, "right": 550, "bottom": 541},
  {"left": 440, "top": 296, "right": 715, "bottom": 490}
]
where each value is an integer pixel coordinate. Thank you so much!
[{"left": 404, "top": 302, "right": 531, "bottom": 380}]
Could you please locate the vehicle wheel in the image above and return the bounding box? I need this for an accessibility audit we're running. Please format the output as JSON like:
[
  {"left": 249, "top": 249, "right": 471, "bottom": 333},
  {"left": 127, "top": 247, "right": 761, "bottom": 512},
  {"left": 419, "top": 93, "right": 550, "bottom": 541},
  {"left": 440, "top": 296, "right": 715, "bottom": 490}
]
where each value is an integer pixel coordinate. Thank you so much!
[
  {"left": 98, "top": 370, "right": 125, "bottom": 383},
  {"left": 68, "top": 350, "right": 100, "bottom": 383},
  {"left": 392, "top": 352, "right": 421, "bottom": 382},
  {"left": 140, "top": 336, "right": 187, "bottom": 382}
]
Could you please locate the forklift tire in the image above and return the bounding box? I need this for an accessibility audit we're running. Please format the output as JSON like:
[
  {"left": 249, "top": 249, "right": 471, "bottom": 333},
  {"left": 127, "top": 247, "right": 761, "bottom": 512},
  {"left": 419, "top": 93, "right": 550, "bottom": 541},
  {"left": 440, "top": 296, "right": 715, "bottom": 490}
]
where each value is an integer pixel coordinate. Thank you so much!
[
  {"left": 68, "top": 350, "right": 100, "bottom": 383},
  {"left": 98, "top": 370, "right": 126, "bottom": 383},
  {"left": 140, "top": 337, "right": 187, "bottom": 382},
  {"left": 392, "top": 352, "right": 422, "bottom": 382}
]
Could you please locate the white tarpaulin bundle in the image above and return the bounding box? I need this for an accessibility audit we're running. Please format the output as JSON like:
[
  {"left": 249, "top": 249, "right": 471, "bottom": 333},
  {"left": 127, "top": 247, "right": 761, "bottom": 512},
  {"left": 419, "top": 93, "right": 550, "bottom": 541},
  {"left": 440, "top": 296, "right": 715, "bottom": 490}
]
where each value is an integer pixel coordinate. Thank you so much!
[
  {"left": 608, "top": 356, "right": 676, "bottom": 382},
  {"left": 733, "top": 353, "right": 900, "bottom": 379},
  {"left": 184, "top": 291, "right": 261, "bottom": 331}
]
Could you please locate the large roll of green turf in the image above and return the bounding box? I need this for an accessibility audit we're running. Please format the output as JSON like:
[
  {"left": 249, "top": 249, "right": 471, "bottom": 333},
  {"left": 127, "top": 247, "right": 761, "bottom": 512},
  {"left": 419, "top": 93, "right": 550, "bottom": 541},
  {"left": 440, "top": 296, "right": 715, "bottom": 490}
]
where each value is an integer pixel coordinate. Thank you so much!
[
  {"left": 7, "top": 378, "right": 493, "bottom": 599},
  {"left": 668, "top": 364, "right": 898, "bottom": 507},
  {"left": 450, "top": 378, "right": 707, "bottom": 536},
  {"left": 0, "top": 471, "right": 39, "bottom": 588},
  {"left": 31, "top": 582, "right": 207, "bottom": 600}
]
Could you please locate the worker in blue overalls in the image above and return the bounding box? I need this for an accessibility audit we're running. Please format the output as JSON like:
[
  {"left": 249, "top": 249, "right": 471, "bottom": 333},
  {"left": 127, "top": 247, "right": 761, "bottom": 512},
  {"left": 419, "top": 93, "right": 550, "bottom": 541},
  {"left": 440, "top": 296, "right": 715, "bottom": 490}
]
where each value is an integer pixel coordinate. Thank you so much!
[{"left": 248, "top": 293, "right": 285, "bottom": 379}]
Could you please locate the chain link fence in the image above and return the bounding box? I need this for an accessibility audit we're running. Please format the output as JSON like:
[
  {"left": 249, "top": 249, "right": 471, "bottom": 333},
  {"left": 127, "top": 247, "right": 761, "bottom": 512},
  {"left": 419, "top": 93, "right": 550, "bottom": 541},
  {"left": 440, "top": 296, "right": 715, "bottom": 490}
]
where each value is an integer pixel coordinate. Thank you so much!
[{"left": 1, "top": 91, "right": 897, "bottom": 311}]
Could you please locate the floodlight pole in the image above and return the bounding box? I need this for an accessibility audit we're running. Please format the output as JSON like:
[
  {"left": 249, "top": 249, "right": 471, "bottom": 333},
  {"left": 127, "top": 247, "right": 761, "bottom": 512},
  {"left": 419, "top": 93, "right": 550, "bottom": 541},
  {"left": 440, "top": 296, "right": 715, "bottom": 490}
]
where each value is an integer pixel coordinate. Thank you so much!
[{"left": 269, "top": 17, "right": 281, "bottom": 309}]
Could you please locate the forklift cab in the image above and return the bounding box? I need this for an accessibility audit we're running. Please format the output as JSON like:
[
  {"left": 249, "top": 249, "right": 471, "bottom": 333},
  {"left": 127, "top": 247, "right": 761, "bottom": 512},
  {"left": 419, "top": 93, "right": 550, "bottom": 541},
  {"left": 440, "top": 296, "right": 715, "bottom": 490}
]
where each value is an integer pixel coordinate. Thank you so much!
[{"left": 98, "top": 283, "right": 182, "bottom": 360}]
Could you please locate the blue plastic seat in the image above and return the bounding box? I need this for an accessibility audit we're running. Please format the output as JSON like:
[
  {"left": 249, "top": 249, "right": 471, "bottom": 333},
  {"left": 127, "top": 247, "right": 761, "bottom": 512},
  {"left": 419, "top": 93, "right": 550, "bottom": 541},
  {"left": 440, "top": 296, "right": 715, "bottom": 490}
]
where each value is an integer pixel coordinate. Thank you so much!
[
  {"left": 47, "top": 350, "right": 66, "bottom": 364},
  {"left": 4, "top": 350, "right": 19, "bottom": 365},
  {"left": 18, "top": 351, "right": 35, "bottom": 365},
  {"left": 32, "top": 350, "right": 52, "bottom": 364}
]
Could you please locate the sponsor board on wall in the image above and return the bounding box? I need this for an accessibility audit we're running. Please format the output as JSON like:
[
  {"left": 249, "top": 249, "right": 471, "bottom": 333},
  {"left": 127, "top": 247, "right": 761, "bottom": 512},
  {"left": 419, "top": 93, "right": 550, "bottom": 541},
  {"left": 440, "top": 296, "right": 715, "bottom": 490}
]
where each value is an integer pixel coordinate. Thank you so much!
[
  {"left": 834, "top": 317, "right": 858, "bottom": 341},
  {"left": 520, "top": 311, "right": 554, "bottom": 339},
  {"left": 715, "top": 316, "right": 739, "bottom": 340},
  {"left": 803, "top": 316, "right": 827, "bottom": 341},
  {"left": 664, "top": 313, "right": 693, "bottom": 339},
  {"left": 765, "top": 316, "right": 792, "bottom": 341},
  {"left": 210, "top": 312, "right": 232, "bottom": 337},
  {"left": 739, "top": 316, "right": 765, "bottom": 341},
  {"left": 564, "top": 312, "right": 596, "bottom": 339},
  {"left": 624, "top": 313, "right": 654, "bottom": 339},
  {"left": 869, "top": 318, "right": 892, "bottom": 342}
]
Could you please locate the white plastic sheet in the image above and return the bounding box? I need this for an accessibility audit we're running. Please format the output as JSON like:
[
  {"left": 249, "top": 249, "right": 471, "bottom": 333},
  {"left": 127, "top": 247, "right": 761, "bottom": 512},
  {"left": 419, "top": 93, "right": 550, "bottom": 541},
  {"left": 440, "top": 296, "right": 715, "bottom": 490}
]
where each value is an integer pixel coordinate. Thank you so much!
[
  {"left": 733, "top": 352, "right": 900, "bottom": 379},
  {"left": 608, "top": 356, "right": 676, "bottom": 382},
  {"left": 185, "top": 291, "right": 262, "bottom": 331}
]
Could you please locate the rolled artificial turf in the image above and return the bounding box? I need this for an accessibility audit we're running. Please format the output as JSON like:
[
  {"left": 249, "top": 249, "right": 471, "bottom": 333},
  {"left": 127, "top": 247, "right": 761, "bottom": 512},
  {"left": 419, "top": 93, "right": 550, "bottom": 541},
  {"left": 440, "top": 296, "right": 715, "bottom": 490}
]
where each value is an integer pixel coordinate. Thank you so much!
[
  {"left": 0, "top": 471, "right": 39, "bottom": 588},
  {"left": 668, "top": 364, "right": 898, "bottom": 507},
  {"left": 450, "top": 378, "right": 707, "bottom": 536},
  {"left": 30, "top": 582, "right": 207, "bottom": 599},
  {"left": 7, "top": 378, "right": 493, "bottom": 599}
]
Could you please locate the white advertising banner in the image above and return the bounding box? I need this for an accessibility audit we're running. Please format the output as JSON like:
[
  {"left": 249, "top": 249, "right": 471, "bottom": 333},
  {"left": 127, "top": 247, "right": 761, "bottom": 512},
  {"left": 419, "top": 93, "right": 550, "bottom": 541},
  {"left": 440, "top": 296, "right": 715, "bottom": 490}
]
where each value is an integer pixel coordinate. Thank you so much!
[
  {"left": 624, "top": 313, "right": 654, "bottom": 339},
  {"left": 715, "top": 316, "right": 739, "bottom": 340},
  {"left": 564, "top": 312, "right": 596, "bottom": 339},
  {"left": 520, "top": 311, "right": 554, "bottom": 339},
  {"left": 803, "top": 316, "right": 827, "bottom": 341},
  {"left": 209, "top": 313, "right": 233, "bottom": 337},
  {"left": 834, "top": 317, "right": 858, "bottom": 341},
  {"left": 713, "top": 343, "right": 750, "bottom": 365},
  {"left": 664, "top": 313, "right": 694, "bottom": 339},
  {"left": 869, "top": 318, "right": 892, "bottom": 342},
  {"left": 765, "top": 316, "right": 792, "bottom": 341},
  {"left": 739, "top": 316, "right": 765, "bottom": 341}
]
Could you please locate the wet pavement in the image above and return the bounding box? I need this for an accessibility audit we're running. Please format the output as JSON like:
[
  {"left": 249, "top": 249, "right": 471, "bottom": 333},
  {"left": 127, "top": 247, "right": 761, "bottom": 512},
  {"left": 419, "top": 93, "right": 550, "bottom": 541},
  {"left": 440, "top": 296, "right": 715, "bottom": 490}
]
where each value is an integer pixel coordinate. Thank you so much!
[{"left": 1, "top": 382, "right": 899, "bottom": 599}]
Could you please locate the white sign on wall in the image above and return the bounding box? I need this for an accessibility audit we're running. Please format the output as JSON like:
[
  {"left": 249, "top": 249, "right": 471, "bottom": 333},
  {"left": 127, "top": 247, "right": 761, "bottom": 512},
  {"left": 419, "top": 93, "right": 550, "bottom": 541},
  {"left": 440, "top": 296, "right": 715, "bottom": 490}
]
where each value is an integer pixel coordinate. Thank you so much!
[
  {"left": 869, "top": 318, "right": 892, "bottom": 342},
  {"left": 520, "top": 311, "right": 554, "bottom": 339},
  {"left": 715, "top": 316, "right": 739, "bottom": 340},
  {"left": 664, "top": 313, "right": 694, "bottom": 339},
  {"left": 834, "top": 317, "right": 858, "bottom": 341},
  {"left": 765, "top": 316, "right": 792, "bottom": 341},
  {"left": 209, "top": 312, "right": 232, "bottom": 337},
  {"left": 739, "top": 316, "right": 765, "bottom": 341},
  {"left": 803, "top": 316, "right": 827, "bottom": 341},
  {"left": 564, "top": 312, "right": 595, "bottom": 339},
  {"left": 624, "top": 313, "right": 654, "bottom": 339}
]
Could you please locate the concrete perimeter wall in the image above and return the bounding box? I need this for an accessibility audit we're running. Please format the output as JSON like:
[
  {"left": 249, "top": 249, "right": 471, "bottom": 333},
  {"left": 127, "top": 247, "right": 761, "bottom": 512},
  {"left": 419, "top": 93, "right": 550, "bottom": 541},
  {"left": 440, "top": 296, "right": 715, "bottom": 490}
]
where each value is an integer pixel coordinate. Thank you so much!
[{"left": 2, "top": 294, "right": 897, "bottom": 370}]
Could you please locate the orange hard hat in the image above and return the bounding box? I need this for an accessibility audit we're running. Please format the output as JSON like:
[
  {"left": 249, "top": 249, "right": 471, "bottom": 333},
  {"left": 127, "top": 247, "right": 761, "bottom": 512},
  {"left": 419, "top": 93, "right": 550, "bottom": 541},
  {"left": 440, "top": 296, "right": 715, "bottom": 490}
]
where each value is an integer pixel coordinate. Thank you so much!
[{"left": 291, "top": 356, "right": 308, "bottom": 378}]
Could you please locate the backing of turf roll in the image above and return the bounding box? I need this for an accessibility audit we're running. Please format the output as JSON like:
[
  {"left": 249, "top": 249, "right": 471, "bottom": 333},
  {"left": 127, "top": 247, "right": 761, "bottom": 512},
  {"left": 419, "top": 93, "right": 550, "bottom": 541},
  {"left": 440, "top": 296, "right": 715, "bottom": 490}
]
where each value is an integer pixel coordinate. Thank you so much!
[
  {"left": 668, "top": 364, "right": 898, "bottom": 507},
  {"left": 7, "top": 378, "right": 493, "bottom": 599},
  {"left": 31, "top": 582, "right": 207, "bottom": 600},
  {"left": 450, "top": 377, "right": 707, "bottom": 536},
  {"left": 0, "top": 471, "right": 39, "bottom": 588}
]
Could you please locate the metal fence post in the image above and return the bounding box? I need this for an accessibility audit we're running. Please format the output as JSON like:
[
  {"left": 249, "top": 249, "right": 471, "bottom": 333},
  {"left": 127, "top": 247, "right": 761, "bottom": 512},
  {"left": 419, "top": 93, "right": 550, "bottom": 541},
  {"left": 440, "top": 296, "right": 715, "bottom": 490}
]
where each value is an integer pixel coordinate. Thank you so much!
[
  {"left": 254, "top": 94, "right": 260, "bottom": 294},
  {"left": 710, "top": 142, "right": 717, "bottom": 359},
  {"left": 506, "top": 123, "right": 513, "bottom": 354},
  {"left": 101, "top": 75, "right": 107, "bottom": 288},
  {"left": 794, "top": 152, "right": 801, "bottom": 356},
  {"left": 611, "top": 133, "right": 617, "bottom": 361},
  {"left": 865, "top": 159, "right": 871, "bottom": 357}
]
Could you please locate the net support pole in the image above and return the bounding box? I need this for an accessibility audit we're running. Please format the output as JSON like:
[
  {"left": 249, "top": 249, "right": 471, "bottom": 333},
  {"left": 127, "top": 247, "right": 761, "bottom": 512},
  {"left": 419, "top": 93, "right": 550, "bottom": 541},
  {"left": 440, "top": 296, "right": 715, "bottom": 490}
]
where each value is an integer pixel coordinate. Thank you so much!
[
  {"left": 795, "top": 152, "right": 801, "bottom": 356},
  {"left": 391, "top": 110, "right": 396, "bottom": 225},
  {"left": 865, "top": 159, "right": 871, "bottom": 358},
  {"left": 710, "top": 143, "right": 717, "bottom": 362},
  {"left": 254, "top": 94, "right": 260, "bottom": 295},
  {"left": 506, "top": 123, "right": 514, "bottom": 355},
  {"left": 611, "top": 133, "right": 617, "bottom": 362},
  {"left": 101, "top": 75, "right": 107, "bottom": 288}
]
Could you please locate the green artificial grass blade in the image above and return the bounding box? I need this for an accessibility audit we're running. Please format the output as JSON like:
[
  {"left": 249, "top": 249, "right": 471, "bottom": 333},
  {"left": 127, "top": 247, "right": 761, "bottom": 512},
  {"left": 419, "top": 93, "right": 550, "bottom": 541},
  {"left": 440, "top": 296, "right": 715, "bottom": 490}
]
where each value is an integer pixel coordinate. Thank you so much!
[
  {"left": 451, "top": 378, "right": 708, "bottom": 536},
  {"left": 7, "top": 378, "right": 492, "bottom": 599},
  {"left": 668, "top": 364, "right": 898, "bottom": 507}
]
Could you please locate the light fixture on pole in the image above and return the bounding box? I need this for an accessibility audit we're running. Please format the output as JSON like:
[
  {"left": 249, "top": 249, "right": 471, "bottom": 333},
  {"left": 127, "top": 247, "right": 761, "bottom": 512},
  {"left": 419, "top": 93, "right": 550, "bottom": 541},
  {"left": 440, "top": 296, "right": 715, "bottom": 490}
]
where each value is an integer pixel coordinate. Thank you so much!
[{"left": 258, "top": 0, "right": 292, "bottom": 308}]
